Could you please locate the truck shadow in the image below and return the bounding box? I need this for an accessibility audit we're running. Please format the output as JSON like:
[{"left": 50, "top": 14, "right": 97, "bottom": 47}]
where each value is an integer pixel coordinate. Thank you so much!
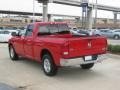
[
  {"left": 56, "top": 66, "right": 103, "bottom": 80},
  {"left": 17, "top": 57, "right": 104, "bottom": 81}
]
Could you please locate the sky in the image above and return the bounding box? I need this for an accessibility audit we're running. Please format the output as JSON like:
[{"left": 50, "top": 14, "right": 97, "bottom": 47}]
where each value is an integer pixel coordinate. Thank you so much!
[{"left": 0, "top": 0, "right": 120, "bottom": 19}]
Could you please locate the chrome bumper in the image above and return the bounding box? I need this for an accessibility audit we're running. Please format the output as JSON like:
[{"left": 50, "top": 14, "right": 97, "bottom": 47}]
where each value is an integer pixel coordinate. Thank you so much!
[{"left": 60, "top": 54, "right": 108, "bottom": 66}]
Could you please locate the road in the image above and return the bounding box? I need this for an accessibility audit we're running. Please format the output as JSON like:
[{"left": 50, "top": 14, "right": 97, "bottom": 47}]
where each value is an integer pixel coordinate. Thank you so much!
[{"left": 0, "top": 44, "right": 120, "bottom": 90}]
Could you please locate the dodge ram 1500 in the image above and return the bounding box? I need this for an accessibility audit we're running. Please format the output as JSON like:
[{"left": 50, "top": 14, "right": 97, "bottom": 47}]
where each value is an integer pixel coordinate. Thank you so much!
[{"left": 8, "top": 22, "right": 107, "bottom": 76}]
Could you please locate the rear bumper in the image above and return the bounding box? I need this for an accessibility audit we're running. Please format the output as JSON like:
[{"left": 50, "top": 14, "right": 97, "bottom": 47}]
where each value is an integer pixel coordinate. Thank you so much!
[{"left": 60, "top": 54, "right": 108, "bottom": 66}]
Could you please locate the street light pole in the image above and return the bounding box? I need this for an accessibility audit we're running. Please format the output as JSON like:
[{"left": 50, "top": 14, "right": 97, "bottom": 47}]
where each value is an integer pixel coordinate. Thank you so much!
[
  {"left": 33, "top": 0, "right": 35, "bottom": 23},
  {"left": 94, "top": 0, "right": 98, "bottom": 29}
]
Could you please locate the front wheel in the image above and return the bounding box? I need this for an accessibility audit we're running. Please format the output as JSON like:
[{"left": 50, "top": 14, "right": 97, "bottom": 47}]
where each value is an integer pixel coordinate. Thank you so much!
[
  {"left": 9, "top": 45, "right": 19, "bottom": 61},
  {"left": 80, "top": 63, "right": 94, "bottom": 69},
  {"left": 42, "top": 54, "right": 58, "bottom": 76}
]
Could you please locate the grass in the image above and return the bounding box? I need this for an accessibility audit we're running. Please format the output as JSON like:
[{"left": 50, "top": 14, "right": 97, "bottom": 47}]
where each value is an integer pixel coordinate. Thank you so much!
[{"left": 108, "top": 45, "right": 120, "bottom": 54}]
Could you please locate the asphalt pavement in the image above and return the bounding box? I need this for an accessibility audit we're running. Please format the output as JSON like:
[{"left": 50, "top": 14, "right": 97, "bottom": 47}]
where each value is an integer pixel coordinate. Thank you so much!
[{"left": 0, "top": 44, "right": 120, "bottom": 90}]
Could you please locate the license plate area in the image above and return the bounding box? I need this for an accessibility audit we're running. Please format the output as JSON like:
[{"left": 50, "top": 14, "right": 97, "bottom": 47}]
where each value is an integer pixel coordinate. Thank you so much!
[{"left": 84, "top": 56, "right": 92, "bottom": 61}]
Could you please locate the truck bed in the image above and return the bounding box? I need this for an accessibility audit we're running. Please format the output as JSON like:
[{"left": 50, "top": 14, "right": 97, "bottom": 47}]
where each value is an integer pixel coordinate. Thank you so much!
[{"left": 38, "top": 34, "right": 107, "bottom": 58}]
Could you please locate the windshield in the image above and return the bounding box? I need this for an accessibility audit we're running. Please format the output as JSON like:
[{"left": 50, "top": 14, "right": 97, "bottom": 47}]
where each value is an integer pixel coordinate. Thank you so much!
[{"left": 38, "top": 24, "right": 70, "bottom": 35}]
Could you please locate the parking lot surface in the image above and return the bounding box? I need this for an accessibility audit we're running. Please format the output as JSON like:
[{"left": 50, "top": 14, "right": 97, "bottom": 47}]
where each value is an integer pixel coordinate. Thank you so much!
[{"left": 0, "top": 43, "right": 120, "bottom": 90}]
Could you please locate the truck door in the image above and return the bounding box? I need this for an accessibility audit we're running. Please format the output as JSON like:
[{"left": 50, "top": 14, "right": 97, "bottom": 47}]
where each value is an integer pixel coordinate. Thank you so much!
[
  {"left": 13, "top": 30, "right": 25, "bottom": 56},
  {"left": 24, "top": 24, "right": 34, "bottom": 59}
]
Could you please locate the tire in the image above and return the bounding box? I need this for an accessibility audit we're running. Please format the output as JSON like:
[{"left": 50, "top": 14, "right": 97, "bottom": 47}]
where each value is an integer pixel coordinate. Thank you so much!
[
  {"left": 9, "top": 45, "right": 19, "bottom": 61},
  {"left": 114, "top": 35, "right": 119, "bottom": 40},
  {"left": 80, "top": 63, "right": 94, "bottom": 69},
  {"left": 42, "top": 54, "right": 58, "bottom": 76}
]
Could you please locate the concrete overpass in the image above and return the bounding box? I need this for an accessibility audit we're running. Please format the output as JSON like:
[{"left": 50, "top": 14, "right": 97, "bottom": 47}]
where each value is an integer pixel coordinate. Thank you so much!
[
  {"left": 47, "top": 0, "right": 120, "bottom": 12},
  {"left": 38, "top": 0, "right": 120, "bottom": 29},
  {"left": 0, "top": 10, "right": 80, "bottom": 21},
  {"left": 37, "top": 0, "right": 120, "bottom": 12}
]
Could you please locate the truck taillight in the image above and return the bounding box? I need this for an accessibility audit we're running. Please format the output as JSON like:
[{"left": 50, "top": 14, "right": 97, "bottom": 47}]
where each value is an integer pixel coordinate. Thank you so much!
[
  {"left": 61, "top": 42, "right": 69, "bottom": 57},
  {"left": 63, "top": 52, "right": 69, "bottom": 55}
]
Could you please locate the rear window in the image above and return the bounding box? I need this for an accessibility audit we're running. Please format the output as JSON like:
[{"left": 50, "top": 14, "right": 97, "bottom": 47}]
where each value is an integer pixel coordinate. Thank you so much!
[{"left": 38, "top": 24, "right": 70, "bottom": 35}]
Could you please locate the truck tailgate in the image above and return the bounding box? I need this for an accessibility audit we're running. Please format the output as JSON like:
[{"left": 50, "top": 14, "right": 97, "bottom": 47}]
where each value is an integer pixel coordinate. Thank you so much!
[{"left": 67, "top": 37, "right": 107, "bottom": 58}]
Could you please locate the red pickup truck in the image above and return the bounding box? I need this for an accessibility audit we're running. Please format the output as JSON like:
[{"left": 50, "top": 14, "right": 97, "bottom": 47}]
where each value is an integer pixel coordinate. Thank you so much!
[{"left": 8, "top": 22, "right": 107, "bottom": 76}]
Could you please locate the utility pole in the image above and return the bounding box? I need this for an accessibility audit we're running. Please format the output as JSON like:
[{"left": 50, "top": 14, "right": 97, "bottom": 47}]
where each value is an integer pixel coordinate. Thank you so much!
[
  {"left": 81, "top": 0, "right": 89, "bottom": 30},
  {"left": 33, "top": 0, "right": 35, "bottom": 23},
  {"left": 94, "top": 0, "right": 98, "bottom": 29}
]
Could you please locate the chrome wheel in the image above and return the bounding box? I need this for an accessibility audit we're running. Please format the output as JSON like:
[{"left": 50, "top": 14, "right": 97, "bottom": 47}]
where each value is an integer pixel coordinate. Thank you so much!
[
  {"left": 42, "top": 54, "right": 58, "bottom": 76},
  {"left": 44, "top": 59, "right": 51, "bottom": 73}
]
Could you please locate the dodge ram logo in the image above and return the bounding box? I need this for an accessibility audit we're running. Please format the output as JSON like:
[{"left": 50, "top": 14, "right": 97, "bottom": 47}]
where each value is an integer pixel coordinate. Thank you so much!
[{"left": 88, "top": 42, "right": 92, "bottom": 48}]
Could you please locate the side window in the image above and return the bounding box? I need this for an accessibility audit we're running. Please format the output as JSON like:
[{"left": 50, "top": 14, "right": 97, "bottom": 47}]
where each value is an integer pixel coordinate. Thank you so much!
[
  {"left": 25, "top": 24, "right": 34, "bottom": 36},
  {"left": 115, "top": 30, "right": 120, "bottom": 32}
]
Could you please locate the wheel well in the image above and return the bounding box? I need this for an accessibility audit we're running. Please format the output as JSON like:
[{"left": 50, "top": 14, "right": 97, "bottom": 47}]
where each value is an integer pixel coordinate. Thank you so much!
[
  {"left": 41, "top": 49, "right": 53, "bottom": 60},
  {"left": 8, "top": 43, "right": 12, "bottom": 48},
  {"left": 114, "top": 35, "right": 120, "bottom": 38},
  {"left": 114, "top": 35, "right": 119, "bottom": 37}
]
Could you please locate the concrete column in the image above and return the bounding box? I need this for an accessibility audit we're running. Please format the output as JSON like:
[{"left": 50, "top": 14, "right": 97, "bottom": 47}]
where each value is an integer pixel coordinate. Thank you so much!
[
  {"left": 75, "top": 17, "right": 81, "bottom": 23},
  {"left": 43, "top": 2, "right": 48, "bottom": 22},
  {"left": 114, "top": 12, "right": 118, "bottom": 28},
  {"left": 87, "top": 8, "right": 93, "bottom": 29},
  {"left": 48, "top": 14, "right": 54, "bottom": 22}
]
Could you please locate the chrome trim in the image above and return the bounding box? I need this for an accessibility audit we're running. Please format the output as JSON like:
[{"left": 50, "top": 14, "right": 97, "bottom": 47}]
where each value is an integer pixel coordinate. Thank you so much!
[{"left": 60, "top": 54, "right": 108, "bottom": 66}]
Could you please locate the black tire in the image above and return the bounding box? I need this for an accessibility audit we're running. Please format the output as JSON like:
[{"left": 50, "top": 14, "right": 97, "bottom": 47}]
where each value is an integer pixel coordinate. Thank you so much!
[
  {"left": 114, "top": 35, "right": 119, "bottom": 40},
  {"left": 42, "top": 54, "right": 58, "bottom": 76},
  {"left": 80, "top": 63, "right": 94, "bottom": 69},
  {"left": 9, "top": 45, "right": 19, "bottom": 61}
]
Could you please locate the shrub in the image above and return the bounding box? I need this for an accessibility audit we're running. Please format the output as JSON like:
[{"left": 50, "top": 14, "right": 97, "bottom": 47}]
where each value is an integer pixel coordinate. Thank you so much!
[{"left": 108, "top": 45, "right": 120, "bottom": 54}]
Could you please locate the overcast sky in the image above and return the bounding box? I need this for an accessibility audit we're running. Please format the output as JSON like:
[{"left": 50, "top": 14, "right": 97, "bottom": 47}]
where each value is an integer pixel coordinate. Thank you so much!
[{"left": 0, "top": 0, "right": 120, "bottom": 19}]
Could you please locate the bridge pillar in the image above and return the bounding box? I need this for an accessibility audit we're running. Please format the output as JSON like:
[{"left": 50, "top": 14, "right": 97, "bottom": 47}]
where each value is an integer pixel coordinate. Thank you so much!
[
  {"left": 113, "top": 12, "right": 118, "bottom": 28},
  {"left": 87, "top": 8, "right": 93, "bottom": 29},
  {"left": 48, "top": 14, "right": 54, "bottom": 22},
  {"left": 43, "top": 2, "right": 48, "bottom": 22}
]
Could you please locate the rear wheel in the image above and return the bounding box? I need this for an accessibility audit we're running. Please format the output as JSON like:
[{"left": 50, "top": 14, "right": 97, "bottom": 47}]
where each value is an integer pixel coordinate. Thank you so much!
[
  {"left": 42, "top": 54, "right": 58, "bottom": 76},
  {"left": 80, "top": 63, "right": 94, "bottom": 69},
  {"left": 9, "top": 45, "right": 19, "bottom": 61}
]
